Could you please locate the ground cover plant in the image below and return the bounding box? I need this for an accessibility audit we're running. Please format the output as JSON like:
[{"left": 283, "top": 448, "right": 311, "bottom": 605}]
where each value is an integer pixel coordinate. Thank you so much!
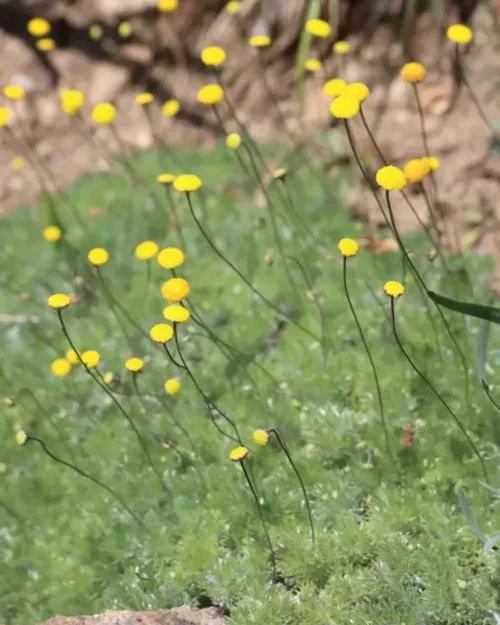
[{"left": 3, "top": 10, "right": 500, "bottom": 625}]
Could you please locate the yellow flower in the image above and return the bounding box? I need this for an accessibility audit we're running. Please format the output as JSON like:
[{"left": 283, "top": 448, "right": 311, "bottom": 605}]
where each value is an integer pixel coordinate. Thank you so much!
[
  {"left": 157, "top": 172, "right": 176, "bottom": 184},
  {"left": 48, "top": 293, "right": 71, "bottom": 310},
  {"left": 343, "top": 82, "right": 369, "bottom": 103},
  {"left": 330, "top": 95, "right": 359, "bottom": 119},
  {"left": 125, "top": 357, "right": 144, "bottom": 373},
  {"left": 66, "top": 349, "right": 81, "bottom": 365},
  {"left": 91, "top": 103, "right": 116, "bottom": 125},
  {"left": 118, "top": 21, "right": 132, "bottom": 38},
  {"left": 447, "top": 24, "right": 473, "bottom": 45},
  {"left": 89, "top": 24, "right": 103, "bottom": 40},
  {"left": 135, "top": 240, "right": 159, "bottom": 260},
  {"left": 230, "top": 446, "right": 249, "bottom": 462},
  {"left": 150, "top": 323, "right": 174, "bottom": 343},
  {"left": 3, "top": 85, "right": 25, "bottom": 101},
  {"left": 333, "top": 40, "right": 350, "bottom": 54},
  {"left": 161, "top": 99, "right": 180, "bottom": 117},
  {"left": 384, "top": 280, "right": 405, "bottom": 299},
  {"left": 376, "top": 166, "right": 406, "bottom": 191},
  {"left": 157, "top": 247, "right": 185, "bottom": 269},
  {"left": 173, "top": 174, "right": 202, "bottom": 192},
  {"left": 201, "top": 46, "right": 227, "bottom": 66},
  {"left": 88, "top": 247, "right": 109, "bottom": 266},
  {"left": 16, "top": 430, "right": 28, "bottom": 446},
  {"left": 424, "top": 156, "right": 441, "bottom": 171},
  {"left": 226, "top": 133, "right": 241, "bottom": 149},
  {"left": 157, "top": 0, "right": 179, "bottom": 11},
  {"left": 163, "top": 304, "right": 190, "bottom": 323},
  {"left": 323, "top": 78, "right": 346, "bottom": 97},
  {"left": 27, "top": 18, "right": 51, "bottom": 37},
  {"left": 304, "top": 58, "right": 322, "bottom": 72},
  {"left": 400, "top": 62, "right": 426, "bottom": 84},
  {"left": 197, "top": 84, "right": 224, "bottom": 106},
  {"left": 10, "top": 156, "right": 24, "bottom": 170},
  {"left": 135, "top": 92, "right": 154, "bottom": 106},
  {"left": 0, "top": 108, "right": 11, "bottom": 127},
  {"left": 338, "top": 237, "right": 359, "bottom": 257},
  {"left": 249, "top": 35, "right": 271, "bottom": 48},
  {"left": 103, "top": 371, "right": 114, "bottom": 384},
  {"left": 272, "top": 167, "right": 287, "bottom": 181},
  {"left": 43, "top": 225, "right": 62, "bottom": 242},
  {"left": 36, "top": 38, "right": 56, "bottom": 51},
  {"left": 305, "top": 19, "right": 331, "bottom": 38},
  {"left": 161, "top": 277, "right": 190, "bottom": 302},
  {"left": 164, "top": 378, "right": 181, "bottom": 395},
  {"left": 226, "top": 1, "right": 241, "bottom": 14},
  {"left": 403, "top": 158, "right": 430, "bottom": 183},
  {"left": 60, "top": 89, "right": 84, "bottom": 115},
  {"left": 253, "top": 429, "right": 269, "bottom": 446},
  {"left": 51, "top": 358, "right": 71, "bottom": 377},
  {"left": 81, "top": 350, "right": 101, "bottom": 368}
]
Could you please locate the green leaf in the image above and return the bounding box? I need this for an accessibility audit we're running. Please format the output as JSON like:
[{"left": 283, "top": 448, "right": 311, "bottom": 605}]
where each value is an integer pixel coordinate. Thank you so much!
[{"left": 428, "top": 290, "right": 500, "bottom": 325}]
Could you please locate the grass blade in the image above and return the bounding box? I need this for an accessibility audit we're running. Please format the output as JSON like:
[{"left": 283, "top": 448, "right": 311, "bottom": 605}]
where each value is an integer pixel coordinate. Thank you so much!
[{"left": 428, "top": 291, "right": 500, "bottom": 325}]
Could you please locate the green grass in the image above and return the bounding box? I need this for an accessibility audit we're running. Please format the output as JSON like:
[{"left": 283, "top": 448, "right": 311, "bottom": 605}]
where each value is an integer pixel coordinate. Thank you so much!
[{"left": 2, "top": 136, "right": 500, "bottom": 625}]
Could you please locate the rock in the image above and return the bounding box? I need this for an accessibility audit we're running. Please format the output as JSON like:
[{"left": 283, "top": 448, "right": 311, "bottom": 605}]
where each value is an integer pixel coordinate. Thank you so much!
[
  {"left": 88, "top": 62, "right": 130, "bottom": 104},
  {"left": 40, "top": 607, "right": 226, "bottom": 625}
]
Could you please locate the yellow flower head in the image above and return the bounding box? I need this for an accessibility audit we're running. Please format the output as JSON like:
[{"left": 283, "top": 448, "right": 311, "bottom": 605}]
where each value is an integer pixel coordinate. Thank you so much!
[
  {"left": 226, "top": 133, "right": 241, "bottom": 149},
  {"left": 36, "top": 38, "right": 56, "bottom": 52},
  {"left": 201, "top": 46, "right": 227, "bottom": 67},
  {"left": 3, "top": 85, "right": 25, "bottom": 101},
  {"left": 403, "top": 158, "right": 430, "bottom": 183},
  {"left": 157, "top": 247, "right": 185, "bottom": 269},
  {"left": 330, "top": 95, "right": 359, "bottom": 119},
  {"left": 10, "top": 156, "right": 24, "bottom": 170},
  {"left": 150, "top": 323, "right": 174, "bottom": 343},
  {"left": 157, "top": 0, "right": 179, "bottom": 11},
  {"left": 305, "top": 18, "right": 332, "bottom": 38},
  {"left": 304, "top": 58, "right": 322, "bottom": 73},
  {"left": 400, "top": 62, "right": 426, "bottom": 84},
  {"left": 230, "top": 446, "right": 249, "bottom": 462},
  {"left": 103, "top": 371, "right": 114, "bottom": 384},
  {"left": 16, "top": 430, "right": 28, "bottom": 446},
  {"left": 161, "top": 277, "right": 190, "bottom": 302},
  {"left": 48, "top": 293, "right": 71, "bottom": 310},
  {"left": 447, "top": 24, "right": 473, "bottom": 45},
  {"left": 66, "top": 349, "right": 81, "bottom": 365},
  {"left": 0, "top": 108, "right": 11, "bottom": 127},
  {"left": 135, "top": 92, "right": 154, "bottom": 106},
  {"left": 135, "top": 240, "right": 159, "bottom": 260},
  {"left": 125, "top": 357, "right": 144, "bottom": 373},
  {"left": 253, "top": 428, "right": 269, "bottom": 446},
  {"left": 89, "top": 24, "right": 103, "bottom": 40},
  {"left": 164, "top": 378, "right": 181, "bottom": 395},
  {"left": 118, "top": 21, "right": 132, "bottom": 38},
  {"left": 344, "top": 82, "right": 369, "bottom": 103},
  {"left": 27, "top": 17, "right": 51, "bottom": 37},
  {"left": 81, "top": 350, "right": 101, "bottom": 368},
  {"left": 323, "top": 78, "right": 346, "bottom": 97},
  {"left": 157, "top": 172, "right": 176, "bottom": 184},
  {"left": 226, "top": 1, "right": 241, "bottom": 14},
  {"left": 161, "top": 99, "right": 180, "bottom": 117},
  {"left": 338, "top": 237, "right": 359, "bottom": 257},
  {"left": 163, "top": 304, "right": 190, "bottom": 323},
  {"left": 376, "top": 165, "right": 406, "bottom": 191},
  {"left": 43, "top": 225, "right": 62, "bottom": 242},
  {"left": 424, "top": 156, "right": 441, "bottom": 171},
  {"left": 51, "top": 358, "right": 72, "bottom": 377},
  {"left": 384, "top": 280, "right": 405, "bottom": 299},
  {"left": 249, "top": 35, "right": 271, "bottom": 48},
  {"left": 333, "top": 40, "right": 350, "bottom": 54},
  {"left": 91, "top": 103, "right": 116, "bottom": 125},
  {"left": 60, "top": 89, "right": 84, "bottom": 115},
  {"left": 88, "top": 247, "right": 109, "bottom": 266},
  {"left": 197, "top": 84, "right": 224, "bottom": 106},
  {"left": 173, "top": 174, "right": 202, "bottom": 192}
]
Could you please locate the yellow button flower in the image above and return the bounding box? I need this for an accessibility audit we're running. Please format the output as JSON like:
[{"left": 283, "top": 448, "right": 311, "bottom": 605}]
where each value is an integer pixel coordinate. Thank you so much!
[
  {"left": 403, "top": 158, "right": 430, "bottom": 183},
  {"left": 161, "top": 99, "right": 180, "bottom": 117},
  {"left": 226, "top": 133, "right": 241, "bottom": 149},
  {"left": 157, "top": 0, "right": 179, "bottom": 11},
  {"left": 118, "top": 21, "right": 132, "bottom": 38},
  {"left": 338, "top": 238, "right": 359, "bottom": 257},
  {"left": 91, "top": 103, "right": 116, "bottom": 125},
  {"left": 323, "top": 78, "right": 346, "bottom": 97},
  {"left": 81, "top": 350, "right": 101, "bottom": 368},
  {"left": 163, "top": 304, "right": 190, "bottom": 323},
  {"left": 249, "top": 35, "right": 271, "bottom": 48},
  {"left": 3, "top": 85, "right": 25, "bottom": 101},
  {"left": 16, "top": 430, "right": 28, "bottom": 446},
  {"left": 333, "top": 40, "right": 350, "bottom": 54},
  {"left": 89, "top": 24, "right": 103, "bottom": 40},
  {"left": 304, "top": 58, "right": 322, "bottom": 73},
  {"left": 0, "top": 108, "right": 11, "bottom": 127},
  {"left": 135, "top": 240, "right": 159, "bottom": 260},
  {"left": 157, "top": 247, "right": 185, "bottom": 269},
  {"left": 173, "top": 174, "right": 202, "bottom": 192},
  {"left": 330, "top": 95, "right": 359, "bottom": 119},
  {"left": 161, "top": 277, "right": 190, "bottom": 302},
  {"left": 400, "top": 62, "right": 426, "bottom": 84},
  {"left": 376, "top": 166, "right": 406, "bottom": 191},
  {"left": 201, "top": 46, "right": 227, "bottom": 66},
  {"left": 305, "top": 18, "right": 331, "bottom": 38},
  {"left": 447, "top": 24, "right": 472, "bottom": 45},
  {"left": 48, "top": 294, "right": 71, "bottom": 310},
  {"left": 424, "top": 156, "right": 441, "bottom": 171},
  {"left": 103, "top": 371, "right": 114, "bottom": 384},
  {"left": 88, "top": 247, "right": 109, "bottom": 266},
  {"left": 230, "top": 446, "right": 249, "bottom": 462},
  {"left": 253, "top": 429, "right": 269, "bottom": 446},
  {"left": 157, "top": 172, "right": 176, "bottom": 184},
  {"left": 27, "top": 17, "right": 51, "bottom": 37},
  {"left": 226, "top": 1, "right": 241, "bottom": 14},
  {"left": 135, "top": 92, "right": 154, "bottom": 106},
  {"left": 10, "top": 156, "right": 24, "bottom": 170},
  {"left": 150, "top": 323, "right": 174, "bottom": 344},
  {"left": 66, "top": 349, "right": 81, "bottom": 365},
  {"left": 43, "top": 225, "right": 62, "bottom": 242},
  {"left": 51, "top": 358, "right": 72, "bottom": 377},
  {"left": 384, "top": 281, "right": 405, "bottom": 299},
  {"left": 60, "top": 89, "right": 84, "bottom": 115},
  {"left": 36, "top": 38, "right": 56, "bottom": 51},
  {"left": 164, "top": 378, "right": 181, "bottom": 395},
  {"left": 197, "top": 84, "right": 224, "bottom": 106},
  {"left": 344, "top": 82, "right": 369, "bottom": 103},
  {"left": 125, "top": 357, "right": 144, "bottom": 373}
]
